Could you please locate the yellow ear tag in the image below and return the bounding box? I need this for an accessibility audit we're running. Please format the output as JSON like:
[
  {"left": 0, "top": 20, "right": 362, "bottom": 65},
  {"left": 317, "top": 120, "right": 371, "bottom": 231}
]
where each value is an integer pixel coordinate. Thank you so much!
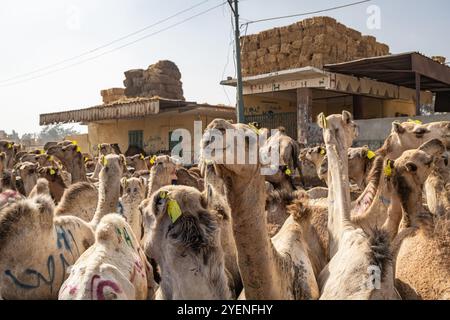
[
  {"left": 50, "top": 169, "right": 56, "bottom": 176},
  {"left": 285, "top": 168, "right": 292, "bottom": 176},
  {"left": 367, "top": 150, "right": 376, "bottom": 160},
  {"left": 72, "top": 140, "right": 78, "bottom": 146},
  {"left": 7, "top": 143, "right": 12, "bottom": 149},
  {"left": 167, "top": 199, "right": 182, "bottom": 223},
  {"left": 102, "top": 157, "right": 108, "bottom": 166},
  {"left": 140, "top": 154, "right": 145, "bottom": 160},
  {"left": 319, "top": 148, "right": 326, "bottom": 155},
  {"left": 84, "top": 157, "right": 89, "bottom": 162},
  {"left": 384, "top": 160, "right": 392, "bottom": 177},
  {"left": 40, "top": 149, "right": 45, "bottom": 155},
  {"left": 408, "top": 119, "right": 422, "bottom": 125},
  {"left": 150, "top": 156, "right": 157, "bottom": 165},
  {"left": 48, "top": 155, "right": 54, "bottom": 161},
  {"left": 76, "top": 146, "right": 81, "bottom": 153}
]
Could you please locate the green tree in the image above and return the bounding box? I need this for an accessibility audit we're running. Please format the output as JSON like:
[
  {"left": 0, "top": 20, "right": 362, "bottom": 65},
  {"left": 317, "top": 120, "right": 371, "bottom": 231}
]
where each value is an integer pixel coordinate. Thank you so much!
[{"left": 38, "top": 124, "right": 80, "bottom": 143}]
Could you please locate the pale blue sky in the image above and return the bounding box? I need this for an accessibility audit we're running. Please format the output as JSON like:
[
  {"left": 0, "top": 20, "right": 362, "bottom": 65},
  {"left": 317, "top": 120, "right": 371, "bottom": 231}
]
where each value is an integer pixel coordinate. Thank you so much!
[{"left": 0, "top": 0, "right": 449, "bottom": 135}]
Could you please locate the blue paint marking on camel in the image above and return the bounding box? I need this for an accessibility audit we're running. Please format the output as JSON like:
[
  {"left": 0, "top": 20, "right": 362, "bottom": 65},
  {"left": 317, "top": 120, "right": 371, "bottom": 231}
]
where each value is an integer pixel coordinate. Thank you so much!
[
  {"left": 56, "top": 226, "right": 72, "bottom": 253},
  {"left": 5, "top": 255, "right": 56, "bottom": 292}
]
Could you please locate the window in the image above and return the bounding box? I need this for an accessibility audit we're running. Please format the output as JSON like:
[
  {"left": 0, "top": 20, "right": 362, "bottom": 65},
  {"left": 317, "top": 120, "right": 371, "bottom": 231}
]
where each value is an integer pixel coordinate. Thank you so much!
[{"left": 128, "top": 130, "right": 143, "bottom": 149}]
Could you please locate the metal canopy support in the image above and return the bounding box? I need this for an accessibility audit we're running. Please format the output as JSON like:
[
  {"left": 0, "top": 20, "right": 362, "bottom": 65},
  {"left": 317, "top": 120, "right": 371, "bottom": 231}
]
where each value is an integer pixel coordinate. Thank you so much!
[{"left": 415, "top": 72, "right": 421, "bottom": 115}]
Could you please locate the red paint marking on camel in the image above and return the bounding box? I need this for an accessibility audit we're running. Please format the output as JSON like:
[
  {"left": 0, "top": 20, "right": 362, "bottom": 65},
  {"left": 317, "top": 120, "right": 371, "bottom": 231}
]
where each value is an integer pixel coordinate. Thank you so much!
[{"left": 90, "top": 274, "right": 122, "bottom": 300}]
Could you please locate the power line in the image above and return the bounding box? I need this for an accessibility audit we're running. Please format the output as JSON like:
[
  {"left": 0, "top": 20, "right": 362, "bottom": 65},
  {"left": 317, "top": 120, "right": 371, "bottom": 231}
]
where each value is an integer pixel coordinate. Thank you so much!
[
  {"left": 242, "top": 0, "right": 372, "bottom": 26},
  {"left": 0, "top": 0, "right": 212, "bottom": 84},
  {"left": 0, "top": 1, "right": 227, "bottom": 88}
]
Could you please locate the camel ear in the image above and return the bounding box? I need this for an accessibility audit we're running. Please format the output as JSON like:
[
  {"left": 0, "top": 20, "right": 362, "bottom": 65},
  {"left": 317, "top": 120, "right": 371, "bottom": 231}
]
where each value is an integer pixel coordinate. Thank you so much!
[
  {"left": 342, "top": 110, "right": 353, "bottom": 124},
  {"left": 317, "top": 113, "right": 328, "bottom": 129},
  {"left": 121, "top": 177, "right": 128, "bottom": 190},
  {"left": 392, "top": 121, "right": 405, "bottom": 134},
  {"left": 119, "top": 154, "right": 127, "bottom": 166},
  {"left": 139, "top": 176, "right": 146, "bottom": 188},
  {"left": 405, "top": 162, "right": 418, "bottom": 172},
  {"left": 419, "top": 139, "right": 445, "bottom": 157}
]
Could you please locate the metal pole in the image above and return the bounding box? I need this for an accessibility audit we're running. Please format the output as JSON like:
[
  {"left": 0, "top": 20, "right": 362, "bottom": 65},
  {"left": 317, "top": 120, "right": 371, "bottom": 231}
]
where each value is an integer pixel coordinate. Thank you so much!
[{"left": 231, "top": 0, "right": 245, "bottom": 123}]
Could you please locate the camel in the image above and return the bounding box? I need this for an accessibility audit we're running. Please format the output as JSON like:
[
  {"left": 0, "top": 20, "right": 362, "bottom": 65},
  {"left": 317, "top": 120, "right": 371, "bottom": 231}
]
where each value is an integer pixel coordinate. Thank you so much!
[
  {"left": 55, "top": 182, "right": 98, "bottom": 222},
  {"left": 0, "top": 152, "right": 6, "bottom": 178},
  {"left": 0, "top": 194, "right": 95, "bottom": 299},
  {"left": 143, "top": 185, "right": 232, "bottom": 300},
  {"left": 424, "top": 151, "right": 450, "bottom": 218},
  {"left": 126, "top": 154, "right": 148, "bottom": 172},
  {"left": 59, "top": 214, "right": 157, "bottom": 300},
  {"left": 29, "top": 178, "right": 51, "bottom": 199},
  {"left": 47, "top": 143, "right": 87, "bottom": 183},
  {"left": 15, "top": 162, "right": 39, "bottom": 196},
  {"left": 300, "top": 146, "right": 327, "bottom": 183},
  {"left": 383, "top": 139, "right": 450, "bottom": 300},
  {"left": 320, "top": 146, "right": 376, "bottom": 190},
  {"left": 316, "top": 111, "right": 399, "bottom": 300},
  {"left": 147, "top": 155, "right": 179, "bottom": 198},
  {"left": 176, "top": 167, "right": 204, "bottom": 191},
  {"left": 201, "top": 119, "right": 320, "bottom": 300},
  {"left": 0, "top": 141, "right": 16, "bottom": 169},
  {"left": 38, "top": 166, "right": 68, "bottom": 203},
  {"left": 121, "top": 177, "right": 146, "bottom": 240},
  {"left": 91, "top": 143, "right": 120, "bottom": 179},
  {"left": 200, "top": 161, "right": 242, "bottom": 298},
  {"left": 377, "top": 120, "right": 450, "bottom": 159}
]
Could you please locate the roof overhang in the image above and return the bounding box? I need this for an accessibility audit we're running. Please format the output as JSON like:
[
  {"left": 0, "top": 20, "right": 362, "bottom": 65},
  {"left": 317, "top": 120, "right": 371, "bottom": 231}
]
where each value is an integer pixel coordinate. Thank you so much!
[
  {"left": 40, "top": 98, "right": 235, "bottom": 126},
  {"left": 324, "top": 52, "right": 450, "bottom": 92}
]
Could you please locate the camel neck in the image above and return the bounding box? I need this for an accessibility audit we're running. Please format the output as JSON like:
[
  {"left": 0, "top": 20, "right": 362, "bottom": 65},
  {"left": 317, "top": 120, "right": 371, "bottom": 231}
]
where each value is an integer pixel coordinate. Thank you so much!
[
  {"left": 71, "top": 154, "right": 87, "bottom": 182},
  {"left": 326, "top": 141, "right": 352, "bottom": 257},
  {"left": 226, "top": 168, "right": 283, "bottom": 300},
  {"left": 91, "top": 176, "right": 120, "bottom": 228},
  {"left": 147, "top": 172, "right": 171, "bottom": 198}
]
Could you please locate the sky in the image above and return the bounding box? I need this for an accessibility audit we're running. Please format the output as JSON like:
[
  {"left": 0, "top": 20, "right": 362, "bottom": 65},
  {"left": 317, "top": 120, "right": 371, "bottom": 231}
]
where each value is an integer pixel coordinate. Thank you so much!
[{"left": 0, "top": 0, "right": 449, "bottom": 136}]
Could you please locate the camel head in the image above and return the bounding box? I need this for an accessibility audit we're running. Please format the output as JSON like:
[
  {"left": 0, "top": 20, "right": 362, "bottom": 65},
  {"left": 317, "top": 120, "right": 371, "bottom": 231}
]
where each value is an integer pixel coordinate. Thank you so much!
[
  {"left": 96, "top": 143, "right": 117, "bottom": 156},
  {"left": 126, "top": 154, "right": 148, "bottom": 171},
  {"left": 143, "top": 185, "right": 226, "bottom": 299},
  {"left": 385, "top": 121, "right": 450, "bottom": 159},
  {"left": 0, "top": 141, "right": 16, "bottom": 168},
  {"left": 202, "top": 119, "right": 261, "bottom": 178},
  {"left": 99, "top": 154, "right": 126, "bottom": 181},
  {"left": 121, "top": 177, "right": 146, "bottom": 205},
  {"left": 391, "top": 139, "right": 445, "bottom": 193},
  {"left": 151, "top": 155, "right": 179, "bottom": 184},
  {"left": 15, "top": 162, "right": 39, "bottom": 196},
  {"left": 38, "top": 166, "right": 66, "bottom": 186},
  {"left": 317, "top": 111, "right": 358, "bottom": 151},
  {"left": 347, "top": 146, "right": 375, "bottom": 189},
  {"left": 300, "top": 146, "right": 326, "bottom": 165},
  {"left": 34, "top": 154, "right": 53, "bottom": 167}
]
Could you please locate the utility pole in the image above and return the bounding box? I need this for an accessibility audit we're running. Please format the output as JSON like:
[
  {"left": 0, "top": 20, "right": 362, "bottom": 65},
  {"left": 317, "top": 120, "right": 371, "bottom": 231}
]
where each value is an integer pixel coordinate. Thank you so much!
[{"left": 228, "top": 0, "right": 245, "bottom": 123}]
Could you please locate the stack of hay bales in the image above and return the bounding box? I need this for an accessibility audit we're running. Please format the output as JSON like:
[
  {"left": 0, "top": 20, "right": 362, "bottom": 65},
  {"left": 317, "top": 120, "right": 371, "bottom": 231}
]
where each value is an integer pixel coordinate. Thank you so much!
[
  {"left": 240, "top": 16, "right": 390, "bottom": 77},
  {"left": 123, "top": 60, "right": 184, "bottom": 100},
  {"left": 432, "top": 56, "right": 447, "bottom": 65},
  {"left": 100, "top": 88, "right": 126, "bottom": 104}
]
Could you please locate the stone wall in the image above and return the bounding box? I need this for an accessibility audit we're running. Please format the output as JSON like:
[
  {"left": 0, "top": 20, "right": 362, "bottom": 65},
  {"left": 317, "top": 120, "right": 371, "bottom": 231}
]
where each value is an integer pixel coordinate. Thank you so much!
[
  {"left": 240, "top": 16, "right": 390, "bottom": 77},
  {"left": 123, "top": 60, "right": 184, "bottom": 100}
]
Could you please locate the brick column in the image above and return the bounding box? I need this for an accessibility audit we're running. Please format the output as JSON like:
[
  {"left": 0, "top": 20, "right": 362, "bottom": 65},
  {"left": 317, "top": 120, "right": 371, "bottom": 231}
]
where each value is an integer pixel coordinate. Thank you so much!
[{"left": 297, "top": 88, "right": 313, "bottom": 145}]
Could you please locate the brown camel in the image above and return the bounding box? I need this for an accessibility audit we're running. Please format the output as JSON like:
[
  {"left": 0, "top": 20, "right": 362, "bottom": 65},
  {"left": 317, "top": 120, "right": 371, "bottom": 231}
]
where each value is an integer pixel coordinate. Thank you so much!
[
  {"left": 55, "top": 182, "right": 98, "bottom": 222},
  {"left": 201, "top": 119, "right": 320, "bottom": 300},
  {"left": 28, "top": 178, "right": 51, "bottom": 199},
  {"left": 121, "top": 177, "right": 146, "bottom": 240},
  {"left": 147, "top": 155, "right": 179, "bottom": 198},
  {"left": 126, "top": 154, "right": 149, "bottom": 172},
  {"left": 15, "top": 162, "right": 39, "bottom": 196},
  {"left": 0, "top": 194, "right": 95, "bottom": 299},
  {"left": 38, "top": 166, "right": 68, "bottom": 203},
  {"left": 383, "top": 139, "right": 450, "bottom": 300},
  {"left": 144, "top": 185, "right": 232, "bottom": 300},
  {"left": 0, "top": 141, "right": 16, "bottom": 169},
  {"left": 176, "top": 167, "right": 204, "bottom": 191},
  {"left": 317, "top": 111, "right": 399, "bottom": 300},
  {"left": 424, "top": 152, "right": 450, "bottom": 218},
  {"left": 59, "top": 214, "right": 157, "bottom": 300},
  {"left": 47, "top": 143, "right": 87, "bottom": 183}
]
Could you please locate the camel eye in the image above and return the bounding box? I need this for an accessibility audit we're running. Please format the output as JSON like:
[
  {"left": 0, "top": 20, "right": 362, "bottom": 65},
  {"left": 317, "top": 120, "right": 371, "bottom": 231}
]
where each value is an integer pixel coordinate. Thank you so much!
[
  {"left": 134, "top": 188, "right": 138, "bottom": 193},
  {"left": 127, "top": 188, "right": 131, "bottom": 193}
]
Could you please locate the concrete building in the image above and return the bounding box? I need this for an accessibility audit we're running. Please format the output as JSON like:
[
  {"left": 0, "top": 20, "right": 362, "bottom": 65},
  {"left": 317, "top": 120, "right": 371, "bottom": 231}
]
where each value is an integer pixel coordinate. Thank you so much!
[{"left": 40, "top": 97, "right": 235, "bottom": 157}]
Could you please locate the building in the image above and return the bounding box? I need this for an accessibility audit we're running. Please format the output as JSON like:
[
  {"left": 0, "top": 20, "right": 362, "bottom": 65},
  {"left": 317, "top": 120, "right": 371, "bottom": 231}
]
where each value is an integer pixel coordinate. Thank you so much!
[
  {"left": 40, "top": 96, "right": 235, "bottom": 157},
  {"left": 222, "top": 17, "right": 450, "bottom": 148}
]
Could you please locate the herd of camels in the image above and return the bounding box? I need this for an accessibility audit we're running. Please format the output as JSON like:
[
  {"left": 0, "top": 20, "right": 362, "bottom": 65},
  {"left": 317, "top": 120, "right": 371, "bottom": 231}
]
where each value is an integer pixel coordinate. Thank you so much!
[{"left": 0, "top": 111, "right": 449, "bottom": 300}]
